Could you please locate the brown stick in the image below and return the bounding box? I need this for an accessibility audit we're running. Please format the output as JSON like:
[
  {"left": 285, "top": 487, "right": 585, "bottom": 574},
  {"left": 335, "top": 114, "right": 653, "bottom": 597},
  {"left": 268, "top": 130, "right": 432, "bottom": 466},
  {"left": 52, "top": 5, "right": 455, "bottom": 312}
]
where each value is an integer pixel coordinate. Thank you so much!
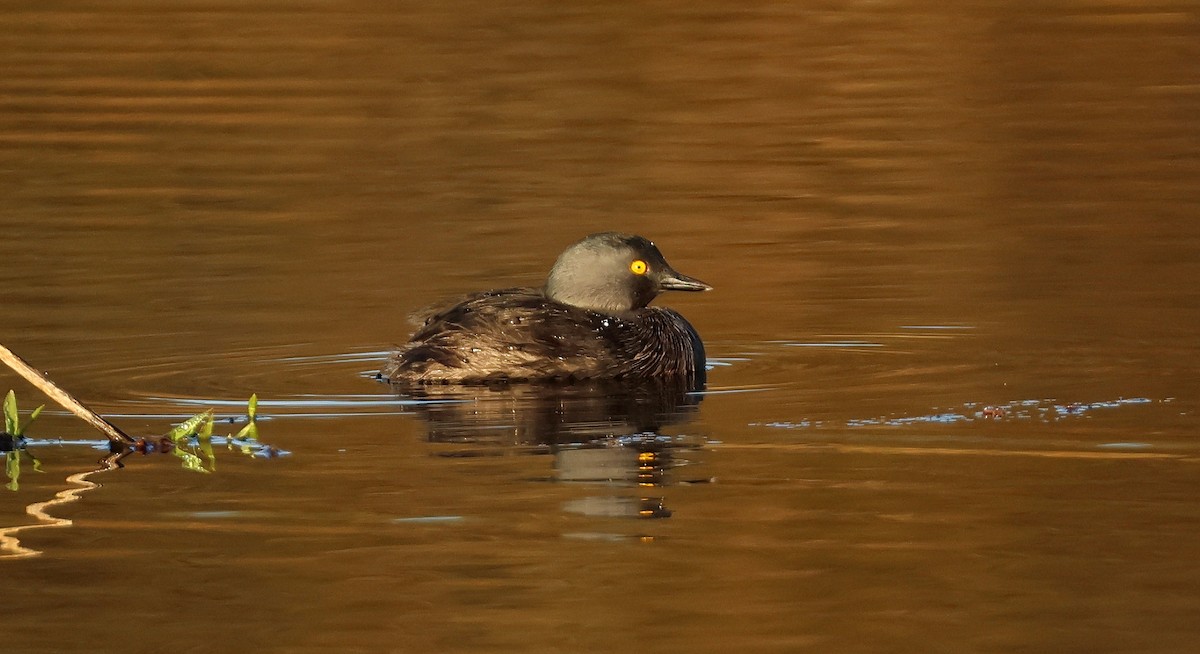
[{"left": 0, "top": 342, "right": 135, "bottom": 446}]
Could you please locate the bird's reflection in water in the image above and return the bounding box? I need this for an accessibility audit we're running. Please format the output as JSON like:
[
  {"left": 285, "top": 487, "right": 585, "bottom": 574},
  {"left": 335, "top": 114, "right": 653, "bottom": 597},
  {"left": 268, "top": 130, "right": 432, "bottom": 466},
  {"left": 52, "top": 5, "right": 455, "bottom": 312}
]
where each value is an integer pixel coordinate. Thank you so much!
[{"left": 392, "top": 379, "right": 708, "bottom": 519}]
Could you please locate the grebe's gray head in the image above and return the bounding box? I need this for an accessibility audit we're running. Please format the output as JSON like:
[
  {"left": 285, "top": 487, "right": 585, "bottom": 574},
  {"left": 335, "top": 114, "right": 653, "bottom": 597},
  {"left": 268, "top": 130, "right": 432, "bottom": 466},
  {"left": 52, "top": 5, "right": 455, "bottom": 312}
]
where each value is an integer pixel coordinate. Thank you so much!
[{"left": 544, "top": 232, "right": 711, "bottom": 314}]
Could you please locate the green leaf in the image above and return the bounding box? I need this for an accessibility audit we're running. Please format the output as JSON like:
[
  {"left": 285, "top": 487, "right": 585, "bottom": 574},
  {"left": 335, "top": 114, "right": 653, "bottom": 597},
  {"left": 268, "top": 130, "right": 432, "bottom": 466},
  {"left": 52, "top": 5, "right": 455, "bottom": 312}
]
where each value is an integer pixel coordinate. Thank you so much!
[
  {"left": 232, "top": 421, "right": 258, "bottom": 442},
  {"left": 165, "top": 411, "right": 214, "bottom": 474},
  {"left": 4, "top": 390, "right": 18, "bottom": 435},
  {"left": 233, "top": 394, "right": 259, "bottom": 441},
  {"left": 198, "top": 412, "right": 214, "bottom": 440},
  {"left": 24, "top": 404, "right": 45, "bottom": 434},
  {"left": 165, "top": 411, "right": 212, "bottom": 445}
]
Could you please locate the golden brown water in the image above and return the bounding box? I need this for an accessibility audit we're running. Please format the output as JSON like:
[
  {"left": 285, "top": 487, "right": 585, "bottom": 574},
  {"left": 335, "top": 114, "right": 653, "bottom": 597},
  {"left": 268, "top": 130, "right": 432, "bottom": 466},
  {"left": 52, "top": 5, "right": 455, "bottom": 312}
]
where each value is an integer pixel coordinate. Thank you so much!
[{"left": 2, "top": 2, "right": 1199, "bottom": 652}]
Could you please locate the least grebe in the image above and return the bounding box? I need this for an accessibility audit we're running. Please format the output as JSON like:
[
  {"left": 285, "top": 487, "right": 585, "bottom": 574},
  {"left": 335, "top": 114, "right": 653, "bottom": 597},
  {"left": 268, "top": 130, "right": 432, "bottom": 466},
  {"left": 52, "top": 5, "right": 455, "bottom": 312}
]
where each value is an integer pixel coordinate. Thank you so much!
[{"left": 381, "top": 232, "right": 711, "bottom": 386}]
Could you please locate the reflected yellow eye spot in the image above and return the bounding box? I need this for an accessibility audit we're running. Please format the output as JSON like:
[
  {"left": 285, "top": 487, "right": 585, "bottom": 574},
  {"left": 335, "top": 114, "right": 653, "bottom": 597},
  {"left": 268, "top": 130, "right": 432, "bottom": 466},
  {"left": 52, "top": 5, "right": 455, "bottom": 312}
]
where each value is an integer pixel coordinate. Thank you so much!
[{"left": 630, "top": 259, "right": 648, "bottom": 275}]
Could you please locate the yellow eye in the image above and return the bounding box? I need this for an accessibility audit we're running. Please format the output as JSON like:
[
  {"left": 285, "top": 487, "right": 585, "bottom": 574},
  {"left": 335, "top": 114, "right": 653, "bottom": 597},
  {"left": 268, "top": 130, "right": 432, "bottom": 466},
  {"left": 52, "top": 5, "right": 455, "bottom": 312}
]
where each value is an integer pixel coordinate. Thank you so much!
[{"left": 630, "top": 259, "right": 648, "bottom": 275}]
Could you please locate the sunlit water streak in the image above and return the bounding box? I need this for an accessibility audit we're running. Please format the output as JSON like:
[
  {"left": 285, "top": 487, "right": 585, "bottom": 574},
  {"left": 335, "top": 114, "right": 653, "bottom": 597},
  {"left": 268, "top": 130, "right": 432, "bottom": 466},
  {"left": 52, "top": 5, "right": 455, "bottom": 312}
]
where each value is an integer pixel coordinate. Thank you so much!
[{"left": 0, "top": 453, "right": 121, "bottom": 559}]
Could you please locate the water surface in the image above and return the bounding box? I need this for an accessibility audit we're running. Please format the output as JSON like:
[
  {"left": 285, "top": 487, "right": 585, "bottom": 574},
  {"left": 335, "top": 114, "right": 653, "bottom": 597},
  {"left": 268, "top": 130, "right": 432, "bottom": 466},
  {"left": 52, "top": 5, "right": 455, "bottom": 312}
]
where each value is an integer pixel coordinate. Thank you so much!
[{"left": 2, "top": 3, "right": 1198, "bottom": 653}]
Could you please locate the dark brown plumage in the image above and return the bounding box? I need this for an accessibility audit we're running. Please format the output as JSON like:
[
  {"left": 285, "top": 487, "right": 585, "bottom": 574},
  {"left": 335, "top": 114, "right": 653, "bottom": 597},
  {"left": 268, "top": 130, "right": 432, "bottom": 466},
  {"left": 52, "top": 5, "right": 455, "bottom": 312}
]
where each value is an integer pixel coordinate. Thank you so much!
[{"left": 380, "top": 233, "right": 710, "bottom": 386}]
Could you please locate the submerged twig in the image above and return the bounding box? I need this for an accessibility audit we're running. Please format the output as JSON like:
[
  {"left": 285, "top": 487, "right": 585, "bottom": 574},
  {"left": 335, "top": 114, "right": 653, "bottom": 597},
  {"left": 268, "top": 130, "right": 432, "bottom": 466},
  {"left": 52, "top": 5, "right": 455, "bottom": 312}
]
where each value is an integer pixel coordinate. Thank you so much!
[{"left": 0, "top": 342, "right": 134, "bottom": 446}]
